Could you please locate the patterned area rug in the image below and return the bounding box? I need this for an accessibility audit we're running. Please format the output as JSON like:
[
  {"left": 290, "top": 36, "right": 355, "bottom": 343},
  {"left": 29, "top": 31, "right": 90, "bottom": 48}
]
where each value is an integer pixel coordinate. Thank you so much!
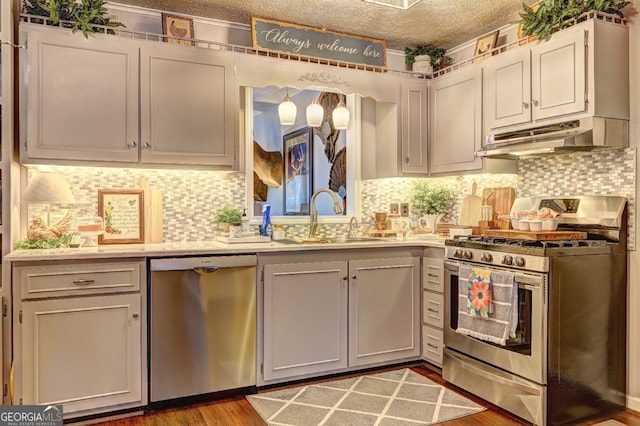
[{"left": 247, "top": 368, "right": 485, "bottom": 425}]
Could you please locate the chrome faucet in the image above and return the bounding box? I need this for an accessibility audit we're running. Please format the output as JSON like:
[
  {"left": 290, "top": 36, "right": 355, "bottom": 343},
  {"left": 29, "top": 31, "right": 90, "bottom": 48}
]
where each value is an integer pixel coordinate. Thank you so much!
[{"left": 309, "top": 188, "right": 343, "bottom": 239}]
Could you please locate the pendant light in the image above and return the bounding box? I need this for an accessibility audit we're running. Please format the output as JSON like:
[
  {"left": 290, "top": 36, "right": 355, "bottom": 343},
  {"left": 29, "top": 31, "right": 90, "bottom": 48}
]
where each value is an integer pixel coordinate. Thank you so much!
[
  {"left": 332, "top": 100, "right": 350, "bottom": 130},
  {"left": 306, "top": 97, "right": 324, "bottom": 127},
  {"left": 278, "top": 88, "right": 297, "bottom": 125}
]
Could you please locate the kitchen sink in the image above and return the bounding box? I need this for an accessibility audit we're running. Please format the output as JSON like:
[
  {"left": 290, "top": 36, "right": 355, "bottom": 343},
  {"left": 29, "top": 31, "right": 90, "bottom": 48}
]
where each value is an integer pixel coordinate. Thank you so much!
[{"left": 276, "top": 237, "right": 382, "bottom": 245}]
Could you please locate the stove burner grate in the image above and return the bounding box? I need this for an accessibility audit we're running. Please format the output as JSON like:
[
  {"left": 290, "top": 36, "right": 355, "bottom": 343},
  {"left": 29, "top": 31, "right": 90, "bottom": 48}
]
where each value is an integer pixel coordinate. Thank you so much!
[{"left": 460, "top": 235, "right": 608, "bottom": 249}]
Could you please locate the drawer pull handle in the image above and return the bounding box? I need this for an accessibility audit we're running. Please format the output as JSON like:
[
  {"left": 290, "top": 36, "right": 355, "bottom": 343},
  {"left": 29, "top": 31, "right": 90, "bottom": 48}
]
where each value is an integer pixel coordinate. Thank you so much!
[
  {"left": 427, "top": 343, "right": 438, "bottom": 349},
  {"left": 427, "top": 308, "right": 439, "bottom": 313},
  {"left": 427, "top": 273, "right": 439, "bottom": 278},
  {"left": 72, "top": 279, "right": 95, "bottom": 285}
]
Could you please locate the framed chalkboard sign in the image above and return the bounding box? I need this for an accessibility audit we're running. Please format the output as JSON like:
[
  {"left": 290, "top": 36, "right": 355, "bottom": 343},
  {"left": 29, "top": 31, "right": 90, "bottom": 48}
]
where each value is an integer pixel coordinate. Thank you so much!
[{"left": 251, "top": 17, "right": 387, "bottom": 68}]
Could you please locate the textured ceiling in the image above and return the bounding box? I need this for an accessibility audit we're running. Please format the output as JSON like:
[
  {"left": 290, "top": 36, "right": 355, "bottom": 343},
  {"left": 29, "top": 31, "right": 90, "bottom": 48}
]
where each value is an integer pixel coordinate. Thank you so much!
[{"left": 114, "top": 0, "right": 536, "bottom": 50}]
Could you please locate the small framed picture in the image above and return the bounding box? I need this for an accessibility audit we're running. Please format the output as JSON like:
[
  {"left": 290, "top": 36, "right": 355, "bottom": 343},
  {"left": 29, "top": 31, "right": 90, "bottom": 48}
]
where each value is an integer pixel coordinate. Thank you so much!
[
  {"left": 283, "top": 127, "right": 313, "bottom": 215},
  {"left": 474, "top": 31, "right": 499, "bottom": 62},
  {"left": 98, "top": 189, "right": 145, "bottom": 244},
  {"left": 161, "top": 13, "right": 195, "bottom": 46}
]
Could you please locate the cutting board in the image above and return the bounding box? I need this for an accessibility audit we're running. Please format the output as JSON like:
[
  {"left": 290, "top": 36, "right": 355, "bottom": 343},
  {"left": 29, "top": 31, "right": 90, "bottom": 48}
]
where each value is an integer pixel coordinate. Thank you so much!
[
  {"left": 459, "top": 182, "right": 483, "bottom": 226},
  {"left": 482, "top": 187, "right": 516, "bottom": 229},
  {"left": 140, "top": 177, "right": 163, "bottom": 243},
  {"left": 483, "top": 229, "right": 587, "bottom": 240}
]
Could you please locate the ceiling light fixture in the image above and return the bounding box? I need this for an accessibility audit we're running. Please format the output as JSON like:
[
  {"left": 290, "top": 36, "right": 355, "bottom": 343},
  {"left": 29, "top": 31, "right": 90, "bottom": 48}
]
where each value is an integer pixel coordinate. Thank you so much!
[
  {"left": 332, "top": 100, "right": 350, "bottom": 130},
  {"left": 362, "top": 0, "right": 422, "bottom": 10},
  {"left": 278, "top": 88, "right": 297, "bottom": 125},
  {"left": 306, "top": 97, "right": 324, "bottom": 127}
]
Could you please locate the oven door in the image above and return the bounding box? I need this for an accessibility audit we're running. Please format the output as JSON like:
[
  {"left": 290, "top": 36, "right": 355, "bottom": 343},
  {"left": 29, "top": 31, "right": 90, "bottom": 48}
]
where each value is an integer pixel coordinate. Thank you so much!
[{"left": 443, "top": 260, "right": 547, "bottom": 385}]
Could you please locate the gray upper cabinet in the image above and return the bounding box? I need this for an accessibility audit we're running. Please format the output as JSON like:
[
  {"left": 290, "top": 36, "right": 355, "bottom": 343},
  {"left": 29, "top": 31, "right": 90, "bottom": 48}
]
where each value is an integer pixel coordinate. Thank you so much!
[
  {"left": 484, "top": 17, "right": 629, "bottom": 134},
  {"left": 22, "top": 25, "right": 237, "bottom": 168},
  {"left": 429, "top": 65, "right": 483, "bottom": 174},
  {"left": 140, "top": 44, "right": 236, "bottom": 167},
  {"left": 24, "top": 28, "right": 140, "bottom": 163},
  {"left": 483, "top": 47, "right": 532, "bottom": 131},
  {"left": 400, "top": 78, "right": 429, "bottom": 174}
]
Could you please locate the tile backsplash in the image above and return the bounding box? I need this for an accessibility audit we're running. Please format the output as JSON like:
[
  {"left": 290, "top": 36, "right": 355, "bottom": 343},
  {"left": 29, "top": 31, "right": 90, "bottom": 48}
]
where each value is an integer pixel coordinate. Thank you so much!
[{"left": 28, "top": 146, "right": 635, "bottom": 247}]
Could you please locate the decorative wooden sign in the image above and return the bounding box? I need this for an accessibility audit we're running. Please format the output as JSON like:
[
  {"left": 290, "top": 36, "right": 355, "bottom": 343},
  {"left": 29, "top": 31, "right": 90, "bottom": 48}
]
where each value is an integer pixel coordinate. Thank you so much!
[{"left": 251, "top": 17, "right": 387, "bottom": 68}]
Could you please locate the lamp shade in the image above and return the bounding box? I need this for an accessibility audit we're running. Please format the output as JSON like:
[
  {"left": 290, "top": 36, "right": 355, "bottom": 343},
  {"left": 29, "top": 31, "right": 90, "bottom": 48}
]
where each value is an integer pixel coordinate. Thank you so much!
[
  {"left": 306, "top": 98, "right": 324, "bottom": 127},
  {"left": 278, "top": 94, "right": 297, "bottom": 125},
  {"left": 332, "top": 101, "right": 350, "bottom": 130},
  {"left": 22, "top": 172, "right": 76, "bottom": 204}
]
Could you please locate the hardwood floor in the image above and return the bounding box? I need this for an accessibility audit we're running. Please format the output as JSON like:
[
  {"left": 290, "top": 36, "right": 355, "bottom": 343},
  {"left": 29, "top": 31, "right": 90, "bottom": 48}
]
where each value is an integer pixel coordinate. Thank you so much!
[{"left": 93, "top": 363, "right": 640, "bottom": 426}]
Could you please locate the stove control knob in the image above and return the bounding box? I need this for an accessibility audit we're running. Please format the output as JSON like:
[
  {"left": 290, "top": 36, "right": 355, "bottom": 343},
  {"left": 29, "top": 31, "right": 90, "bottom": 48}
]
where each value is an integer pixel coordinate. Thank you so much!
[
  {"left": 502, "top": 255, "right": 513, "bottom": 266},
  {"left": 514, "top": 256, "right": 526, "bottom": 267},
  {"left": 481, "top": 252, "right": 493, "bottom": 262},
  {"left": 454, "top": 249, "right": 464, "bottom": 258},
  {"left": 463, "top": 250, "right": 473, "bottom": 260}
]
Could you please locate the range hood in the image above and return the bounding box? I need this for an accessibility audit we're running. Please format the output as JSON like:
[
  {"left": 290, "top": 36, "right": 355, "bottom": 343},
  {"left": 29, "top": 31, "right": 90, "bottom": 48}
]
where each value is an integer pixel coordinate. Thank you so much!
[{"left": 476, "top": 117, "right": 628, "bottom": 158}]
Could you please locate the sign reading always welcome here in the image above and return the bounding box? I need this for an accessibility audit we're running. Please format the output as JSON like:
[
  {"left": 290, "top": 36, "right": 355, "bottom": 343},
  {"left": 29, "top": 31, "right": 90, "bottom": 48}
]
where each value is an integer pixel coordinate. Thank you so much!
[{"left": 251, "top": 17, "right": 387, "bottom": 68}]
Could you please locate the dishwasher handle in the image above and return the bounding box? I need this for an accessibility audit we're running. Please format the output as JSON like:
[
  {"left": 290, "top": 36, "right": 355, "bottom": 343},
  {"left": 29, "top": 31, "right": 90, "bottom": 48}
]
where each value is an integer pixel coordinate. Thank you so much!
[
  {"left": 150, "top": 255, "right": 257, "bottom": 271},
  {"left": 193, "top": 266, "right": 220, "bottom": 274}
]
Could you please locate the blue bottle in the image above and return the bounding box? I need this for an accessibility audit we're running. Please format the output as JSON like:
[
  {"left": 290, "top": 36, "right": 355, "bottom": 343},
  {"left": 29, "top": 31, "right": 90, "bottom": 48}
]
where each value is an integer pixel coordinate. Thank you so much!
[{"left": 260, "top": 204, "right": 272, "bottom": 237}]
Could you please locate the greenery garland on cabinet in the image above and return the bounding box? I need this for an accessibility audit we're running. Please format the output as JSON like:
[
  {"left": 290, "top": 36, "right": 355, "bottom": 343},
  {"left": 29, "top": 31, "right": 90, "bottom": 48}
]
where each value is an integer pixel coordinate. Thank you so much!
[
  {"left": 22, "top": 0, "right": 125, "bottom": 37},
  {"left": 518, "top": 0, "right": 629, "bottom": 40}
]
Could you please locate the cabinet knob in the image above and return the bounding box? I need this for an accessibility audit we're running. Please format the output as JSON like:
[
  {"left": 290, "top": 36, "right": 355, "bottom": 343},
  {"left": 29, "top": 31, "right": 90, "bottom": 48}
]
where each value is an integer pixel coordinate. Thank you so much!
[
  {"left": 351, "top": 275, "right": 357, "bottom": 280},
  {"left": 128, "top": 140, "right": 138, "bottom": 149},
  {"left": 405, "top": 157, "right": 410, "bottom": 163},
  {"left": 142, "top": 141, "right": 151, "bottom": 150},
  {"left": 342, "top": 276, "right": 348, "bottom": 281},
  {"left": 532, "top": 100, "right": 539, "bottom": 106},
  {"left": 522, "top": 102, "right": 529, "bottom": 109},
  {"left": 132, "top": 313, "right": 139, "bottom": 319}
]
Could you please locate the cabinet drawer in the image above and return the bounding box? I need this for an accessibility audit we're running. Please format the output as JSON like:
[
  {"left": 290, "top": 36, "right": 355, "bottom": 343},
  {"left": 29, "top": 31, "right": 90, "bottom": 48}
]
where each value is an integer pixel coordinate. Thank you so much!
[
  {"left": 423, "top": 291, "right": 444, "bottom": 328},
  {"left": 422, "top": 325, "right": 444, "bottom": 367},
  {"left": 423, "top": 258, "right": 444, "bottom": 292},
  {"left": 17, "top": 260, "right": 143, "bottom": 299}
]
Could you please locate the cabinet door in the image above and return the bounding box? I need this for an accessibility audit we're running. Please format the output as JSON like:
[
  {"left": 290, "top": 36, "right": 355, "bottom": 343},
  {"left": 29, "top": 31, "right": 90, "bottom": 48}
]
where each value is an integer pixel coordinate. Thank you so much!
[
  {"left": 21, "top": 293, "right": 142, "bottom": 415},
  {"left": 348, "top": 257, "right": 420, "bottom": 367},
  {"left": 483, "top": 48, "right": 532, "bottom": 130},
  {"left": 140, "top": 44, "right": 236, "bottom": 167},
  {"left": 263, "top": 261, "right": 348, "bottom": 381},
  {"left": 401, "top": 78, "right": 428, "bottom": 174},
  {"left": 531, "top": 25, "right": 586, "bottom": 121},
  {"left": 25, "top": 29, "right": 139, "bottom": 163},
  {"left": 429, "top": 66, "right": 483, "bottom": 174}
]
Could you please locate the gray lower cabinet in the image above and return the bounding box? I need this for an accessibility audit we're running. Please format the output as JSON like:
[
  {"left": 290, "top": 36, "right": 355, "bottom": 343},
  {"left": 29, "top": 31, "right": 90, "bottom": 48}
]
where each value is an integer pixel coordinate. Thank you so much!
[
  {"left": 262, "top": 261, "right": 349, "bottom": 382},
  {"left": 422, "top": 248, "right": 445, "bottom": 367},
  {"left": 13, "top": 259, "right": 147, "bottom": 419},
  {"left": 260, "top": 252, "right": 421, "bottom": 385}
]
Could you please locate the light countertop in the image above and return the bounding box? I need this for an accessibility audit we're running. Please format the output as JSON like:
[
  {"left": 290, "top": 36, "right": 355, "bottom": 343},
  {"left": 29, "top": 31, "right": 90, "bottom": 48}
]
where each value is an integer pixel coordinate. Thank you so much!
[{"left": 5, "top": 237, "right": 446, "bottom": 262}]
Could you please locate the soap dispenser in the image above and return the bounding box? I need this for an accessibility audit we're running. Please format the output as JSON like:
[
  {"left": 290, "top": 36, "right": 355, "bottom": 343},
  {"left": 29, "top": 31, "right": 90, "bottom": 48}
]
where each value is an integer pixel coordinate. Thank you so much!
[
  {"left": 260, "top": 204, "right": 272, "bottom": 237},
  {"left": 241, "top": 208, "right": 250, "bottom": 233}
]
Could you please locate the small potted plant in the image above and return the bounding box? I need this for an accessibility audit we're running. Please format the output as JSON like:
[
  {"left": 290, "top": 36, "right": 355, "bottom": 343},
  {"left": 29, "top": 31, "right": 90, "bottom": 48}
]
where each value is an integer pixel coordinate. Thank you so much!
[
  {"left": 404, "top": 45, "right": 452, "bottom": 73},
  {"left": 214, "top": 205, "right": 243, "bottom": 234},
  {"left": 410, "top": 181, "right": 455, "bottom": 233}
]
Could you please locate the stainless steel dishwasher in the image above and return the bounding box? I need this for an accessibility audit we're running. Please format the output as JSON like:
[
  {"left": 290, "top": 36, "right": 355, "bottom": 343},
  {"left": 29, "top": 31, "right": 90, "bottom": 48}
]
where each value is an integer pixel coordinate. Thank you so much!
[{"left": 149, "top": 255, "right": 256, "bottom": 403}]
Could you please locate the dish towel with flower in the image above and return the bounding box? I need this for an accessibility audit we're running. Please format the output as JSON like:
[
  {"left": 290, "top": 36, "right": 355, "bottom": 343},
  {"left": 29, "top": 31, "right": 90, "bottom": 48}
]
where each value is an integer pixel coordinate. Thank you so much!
[
  {"left": 456, "top": 266, "right": 518, "bottom": 345},
  {"left": 466, "top": 267, "right": 492, "bottom": 317}
]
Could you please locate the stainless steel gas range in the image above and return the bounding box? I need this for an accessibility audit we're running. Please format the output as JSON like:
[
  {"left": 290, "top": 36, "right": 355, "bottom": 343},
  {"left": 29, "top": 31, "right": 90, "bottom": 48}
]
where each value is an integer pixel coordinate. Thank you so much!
[{"left": 442, "top": 195, "right": 627, "bottom": 426}]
